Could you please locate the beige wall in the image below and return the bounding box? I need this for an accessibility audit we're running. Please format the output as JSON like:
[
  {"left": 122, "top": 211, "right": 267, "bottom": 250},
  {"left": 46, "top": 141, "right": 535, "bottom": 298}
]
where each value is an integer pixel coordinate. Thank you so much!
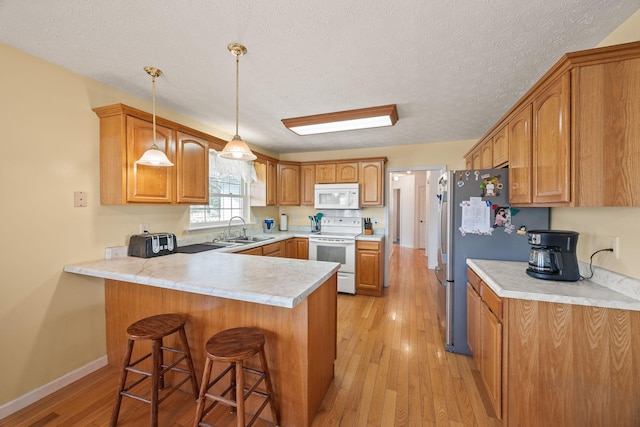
[{"left": 1, "top": 7, "right": 640, "bottom": 409}]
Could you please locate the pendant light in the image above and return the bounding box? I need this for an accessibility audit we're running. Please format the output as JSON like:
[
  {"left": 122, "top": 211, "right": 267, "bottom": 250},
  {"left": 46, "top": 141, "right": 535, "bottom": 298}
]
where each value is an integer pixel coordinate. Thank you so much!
[
  {"left": 219, "top": 43, "right": 257, "bottom": 161},
  {"left": 136, "top": 66, "right": 174, "bottom": 166}
]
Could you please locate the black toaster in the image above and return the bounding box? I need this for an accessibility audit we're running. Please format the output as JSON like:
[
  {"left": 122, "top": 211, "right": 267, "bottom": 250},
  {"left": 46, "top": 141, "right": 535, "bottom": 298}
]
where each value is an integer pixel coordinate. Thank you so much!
[{"left": 128, "top": 233, "right": 177, "bottom": 258}]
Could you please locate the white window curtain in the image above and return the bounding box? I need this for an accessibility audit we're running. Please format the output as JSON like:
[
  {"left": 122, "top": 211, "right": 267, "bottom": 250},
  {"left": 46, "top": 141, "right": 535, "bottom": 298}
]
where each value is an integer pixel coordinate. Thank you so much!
[{"left": 209, "top": 150, "right": 257, "bottom": 183}]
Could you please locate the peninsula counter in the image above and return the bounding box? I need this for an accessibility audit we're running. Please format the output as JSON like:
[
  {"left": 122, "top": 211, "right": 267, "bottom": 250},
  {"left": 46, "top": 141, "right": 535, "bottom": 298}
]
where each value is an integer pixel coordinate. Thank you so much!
[{"left": 65, "top": 251, "right": 340, "bottom": 427}]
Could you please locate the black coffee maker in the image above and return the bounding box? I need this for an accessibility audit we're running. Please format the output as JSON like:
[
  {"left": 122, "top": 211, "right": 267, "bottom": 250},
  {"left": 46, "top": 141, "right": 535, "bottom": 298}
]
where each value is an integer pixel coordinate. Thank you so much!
[{"left": 526, "top": 230, "right": 580, "bottom": 282}]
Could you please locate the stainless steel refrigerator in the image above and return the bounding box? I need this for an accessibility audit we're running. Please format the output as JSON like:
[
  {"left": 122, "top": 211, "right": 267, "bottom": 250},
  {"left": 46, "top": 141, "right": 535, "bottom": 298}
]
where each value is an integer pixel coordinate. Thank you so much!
[{"left": 435, "top": 169, "right": 549, "bottom": 355}]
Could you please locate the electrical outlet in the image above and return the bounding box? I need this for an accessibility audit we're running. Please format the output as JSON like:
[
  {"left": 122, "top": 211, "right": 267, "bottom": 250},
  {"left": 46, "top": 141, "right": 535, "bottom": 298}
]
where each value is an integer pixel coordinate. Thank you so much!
[
  {"left": 140, "top": 223, "right": 149, "bottom": 234},
  {"left": 607, "top": 236, "right": 619, "bottom": 258},
  {"left": 293, "top": 215, "right": 298, "bottom": 221}
]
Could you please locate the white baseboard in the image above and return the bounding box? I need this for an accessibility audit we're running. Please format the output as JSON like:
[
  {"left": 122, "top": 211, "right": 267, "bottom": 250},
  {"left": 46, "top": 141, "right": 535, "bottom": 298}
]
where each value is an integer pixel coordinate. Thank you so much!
[{"left": 0, "top": 356, "right": 108, "bottom": 420}]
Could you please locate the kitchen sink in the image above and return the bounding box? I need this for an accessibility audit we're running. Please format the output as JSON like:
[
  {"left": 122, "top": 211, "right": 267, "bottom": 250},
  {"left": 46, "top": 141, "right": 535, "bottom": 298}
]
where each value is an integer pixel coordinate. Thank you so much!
[{"left": 223, "top": 236, "right": 276, "bottom": 244}]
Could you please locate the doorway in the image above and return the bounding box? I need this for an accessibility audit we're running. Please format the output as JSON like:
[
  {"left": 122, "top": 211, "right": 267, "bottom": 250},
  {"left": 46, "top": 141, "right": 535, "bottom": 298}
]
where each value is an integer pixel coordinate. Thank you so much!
[{"left": 384, "top": 165, "right": 445, "bottom": 287}]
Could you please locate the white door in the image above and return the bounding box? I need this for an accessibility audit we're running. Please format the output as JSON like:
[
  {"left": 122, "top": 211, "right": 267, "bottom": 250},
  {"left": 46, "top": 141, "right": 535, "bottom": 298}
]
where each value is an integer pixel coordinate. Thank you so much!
[{"left": 418, "top": 184, "right": 427, "bottom": 249}]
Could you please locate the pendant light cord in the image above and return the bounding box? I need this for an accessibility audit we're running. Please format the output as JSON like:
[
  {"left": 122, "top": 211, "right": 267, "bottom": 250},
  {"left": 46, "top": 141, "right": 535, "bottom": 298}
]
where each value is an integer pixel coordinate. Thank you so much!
[
  {"left": 151, "top": 73, "right": 158, "bottom": 146},
  {"left": 235, "top": 52, "right": 240, "bottom": 137}
]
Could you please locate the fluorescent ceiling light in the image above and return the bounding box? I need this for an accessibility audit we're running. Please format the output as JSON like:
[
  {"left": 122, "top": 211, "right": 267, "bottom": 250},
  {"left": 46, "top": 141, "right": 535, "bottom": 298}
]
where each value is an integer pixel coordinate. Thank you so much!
[{"left": 282, "top": 104, "right": 398, "bottom": 136}]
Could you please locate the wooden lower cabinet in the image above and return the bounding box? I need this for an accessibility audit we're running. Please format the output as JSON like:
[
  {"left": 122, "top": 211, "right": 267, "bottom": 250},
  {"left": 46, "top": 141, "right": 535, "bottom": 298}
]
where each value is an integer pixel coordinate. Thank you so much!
[
  {"left": 466, "top": 284, "right": 481, "bottom": 365},
  {"left": 286, "top": 237, "right": 309, "bottom": 259},
  {"left": 239, "top": 238, "right": 307, "bottom": 258},
  {"left": 466, "top": 268, "right": 503, "bottom": 419},
  {"left": 468, "top": 266, "right": 640, "bottom": 426},
  {"left": 355, "top": 239, "right": 384, "bottom": 296},
  {"left": 480, "top": 300, "right": 502, "bottom": 418}
]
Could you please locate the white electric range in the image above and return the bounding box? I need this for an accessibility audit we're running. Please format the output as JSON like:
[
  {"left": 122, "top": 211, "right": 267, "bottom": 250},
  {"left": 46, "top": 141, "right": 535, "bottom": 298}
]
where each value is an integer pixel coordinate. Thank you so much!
[{"left": 308, "top": 217, "right": 362, "bottom": 294}]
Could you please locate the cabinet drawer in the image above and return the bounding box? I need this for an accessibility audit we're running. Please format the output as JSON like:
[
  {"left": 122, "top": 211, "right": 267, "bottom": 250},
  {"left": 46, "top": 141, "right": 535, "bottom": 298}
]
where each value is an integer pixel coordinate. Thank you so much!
[
  {"left": 357, "top": 241, "right": 380, "bottom": 250},
  {"left": 480, "top": 284, "right": 503, "bottom": 321},
  {"left": 262, "top": 241, "right": 285, "bottom": 257},
  {"left": 467, "top": 268, "right": 482, "bottom": 293}
]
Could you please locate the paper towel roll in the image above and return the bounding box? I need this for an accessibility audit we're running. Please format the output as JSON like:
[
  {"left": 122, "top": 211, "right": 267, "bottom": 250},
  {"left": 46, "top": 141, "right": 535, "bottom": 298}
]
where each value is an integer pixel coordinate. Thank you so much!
[{"left": 280, "top": 214, "right": 288, "bottom": 231}]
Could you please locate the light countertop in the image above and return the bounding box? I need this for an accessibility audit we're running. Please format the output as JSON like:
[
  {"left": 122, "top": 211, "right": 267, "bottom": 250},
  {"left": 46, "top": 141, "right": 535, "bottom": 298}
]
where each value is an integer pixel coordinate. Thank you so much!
[
  {"left": 467, "top": 259, "right": 640, "bottom": 311},
  {"left": 64, "top": 251, "right": 340, "bottom": 309}
]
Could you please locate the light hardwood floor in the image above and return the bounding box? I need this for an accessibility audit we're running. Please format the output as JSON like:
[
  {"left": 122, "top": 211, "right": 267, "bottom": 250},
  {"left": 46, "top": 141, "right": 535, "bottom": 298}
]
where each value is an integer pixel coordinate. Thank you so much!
[{"left": 0, "top": 246, "right": 499, "bottom": 426}]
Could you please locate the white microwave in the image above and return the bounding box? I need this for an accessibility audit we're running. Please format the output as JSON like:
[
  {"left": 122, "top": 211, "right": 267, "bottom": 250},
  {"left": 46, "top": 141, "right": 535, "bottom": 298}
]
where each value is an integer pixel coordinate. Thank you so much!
[{"left": 314, "top": 183, "right": 360, "bottom": 209}]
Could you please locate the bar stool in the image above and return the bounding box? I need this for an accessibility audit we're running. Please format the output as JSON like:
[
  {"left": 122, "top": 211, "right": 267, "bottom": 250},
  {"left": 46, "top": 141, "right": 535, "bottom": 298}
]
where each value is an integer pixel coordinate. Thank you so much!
[
  {"left": 110, "top": 313, "right": 199, "bottom": 427},
  {"left": 194, "top": 327, "right": 280, "bottom": 427}
]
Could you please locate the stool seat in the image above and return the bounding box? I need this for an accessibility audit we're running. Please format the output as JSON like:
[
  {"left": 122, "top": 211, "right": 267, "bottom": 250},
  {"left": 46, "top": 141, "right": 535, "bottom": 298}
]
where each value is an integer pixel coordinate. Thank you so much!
[
  {"left": 194, "top": 327, "right": 280, "bottom": 427},
  {"left": 110, "top": 313, "right": 199, "bottom": 427},
  {"left": 206, "top": 327, "right": 265, "bottom": 362},
  {"left": 127, "top": 313, "right": 188, "bottom": 340}
]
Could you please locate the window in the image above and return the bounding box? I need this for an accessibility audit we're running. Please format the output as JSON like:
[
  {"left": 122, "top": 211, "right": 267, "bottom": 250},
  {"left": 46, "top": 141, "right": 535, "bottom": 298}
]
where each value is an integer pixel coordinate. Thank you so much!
[{"left": 189, "top": 150, "right": 254, "bottom": 228}]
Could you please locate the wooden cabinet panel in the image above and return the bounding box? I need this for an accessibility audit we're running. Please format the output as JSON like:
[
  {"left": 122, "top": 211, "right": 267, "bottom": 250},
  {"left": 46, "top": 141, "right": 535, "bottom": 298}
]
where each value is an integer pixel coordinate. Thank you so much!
[
  {"left": 466, "top": 284, "right": 481, "bottom": 366},
  {"left": 175, "top": 131, "right": 208, "bottom": 204},
  {"left": 277, "top": 163, "right": 300, "bottom": 206},
  {"left": 266, "top": 160, "right": 277, "bottom": 206},
  {"left": 532, "top": 74, "right": 571, "bottom": 204},
  {"left": 336, "top": 162, "right": 358, "bottom": 183},
  {"left": 508, "top": 105, "right": 533, "bottom": 204},
  {"left": 467, "top": 267, "right": 502, "bottom": 419},
  {"left": 471, "top": 149, "right": 481, "bottom": 169},
  {"left": 356, "top": 240, "right": 383, "bottom": 296},
  {"left": 250, "top": 159, "right": 267, "bottom": 207},
  {"left": 492, "top": 125, "right": 509, "bottom": 167},
  {"left": 573, "top": 58, "right": 640, "bottom": 206},
  {"left": 126, "top": 116, "right": 175, "bottom": 203},
  {"left": 300, "top": 165, "right": 316, "bottom": 205},
  {"left": 505, "top": 299, "right": 640, "bottom": 426},
  {"left": 316, "top": 164, "right": 336, "bottom": 184},
  {"left": 465, "top": 155, "right": 473, "bottom": 169},
  {"left": 296, "top": 238, "right": 309, "bottom": 260},
  {"left": 480, "top": 303, "right": 502, "bottom": 419},
  {"left": 359, "top": 161, "right": 385, "bottom": 207},
  {"left": 237, "top": 246, "right": 262, "bottom": 256},
  {"left": 480, "top": 141, "right": 493, "bottom": 169}
]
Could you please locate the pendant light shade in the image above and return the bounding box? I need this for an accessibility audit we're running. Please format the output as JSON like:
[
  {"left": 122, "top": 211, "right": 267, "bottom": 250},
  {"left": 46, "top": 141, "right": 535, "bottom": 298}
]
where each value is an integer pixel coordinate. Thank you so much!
[
  {"left": 219, "top": 43, "right": 257, "bottom": 161},
  {"left": 136, "top": 66, "right": 174, "bottom": 167}
]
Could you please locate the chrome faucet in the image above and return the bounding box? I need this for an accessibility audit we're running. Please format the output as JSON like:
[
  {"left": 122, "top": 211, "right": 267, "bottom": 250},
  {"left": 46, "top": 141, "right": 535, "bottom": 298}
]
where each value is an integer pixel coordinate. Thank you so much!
[{"left": 227, "top": 216, "right": 247, "bottom": 240}]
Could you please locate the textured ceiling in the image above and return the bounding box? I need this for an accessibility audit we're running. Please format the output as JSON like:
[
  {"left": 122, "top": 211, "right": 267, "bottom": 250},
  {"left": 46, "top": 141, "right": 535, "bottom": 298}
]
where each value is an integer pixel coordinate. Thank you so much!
[{"left": 1, "top": 1, "right": 637, "bottom": 154}]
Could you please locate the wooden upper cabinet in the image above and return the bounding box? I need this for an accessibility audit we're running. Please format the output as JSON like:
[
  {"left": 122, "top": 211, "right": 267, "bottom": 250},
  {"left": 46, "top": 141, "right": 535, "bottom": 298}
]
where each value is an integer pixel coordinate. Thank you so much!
[
  {"left": 300, "top": 164, "right": 316, "bottom": 205},
  {"left": 360, "top": 160, "right": 385, "bottom": 206},
  {"left": 251, "top": 157, "right": 278, "bottom": 207},
  {"left": 277, "top": 162, "right": 300, "bottom": 206},
  {"left": 573, "top": 57, "right": 640, "bottom": 206},
  {"left": 471, "top": 149, "right": 481, "bottom": 169},
  {"left": 250, "top": 159, "right": 267, "bottom": 207},
  {"left": 508, "top": 105, "right": 533, "bottom": 204},
  {"left": 532, "top": 73, "right": 571, "bottom": 205},
  {"left": 465, "top": 155, "right": 473, "bottom": 170},
  {"left": 175, "top": 132, "right": 209, "bottom": 204},
  {"left": 94, "top": 104, "right": 213, "bottom": 205},
  {"left": 266, "top": 160, "right": 277, "bottom": 206},
  {"left": 316, "top": 164, "right": 336, "bottom": 183},
  {"left": 336, "top": 162, "right": 359, "bottom": 182},
  {"left": 492, "top": 125, "right": 509, "bottom": 167},
  {"left": 125, "top": 116, "right": 175, "bottom": 203},
  {"left": 480, "top": 141, "right": 493, "bottom": 169},
  {"left": 315, "top": 162, "right": 359, "bottom": 183}
]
